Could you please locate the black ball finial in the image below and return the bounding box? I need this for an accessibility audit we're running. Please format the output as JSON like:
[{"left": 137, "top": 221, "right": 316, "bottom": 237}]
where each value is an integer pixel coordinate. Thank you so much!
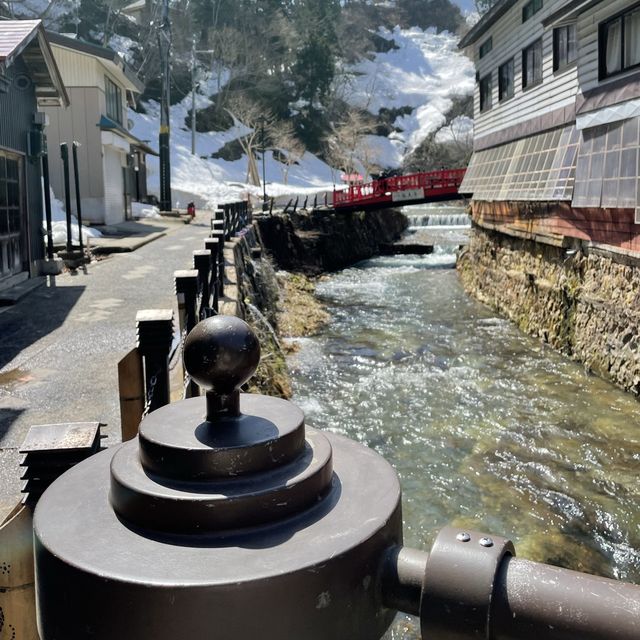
[{"left": 183, "top": 316, "right": 261, "bottom": 396}]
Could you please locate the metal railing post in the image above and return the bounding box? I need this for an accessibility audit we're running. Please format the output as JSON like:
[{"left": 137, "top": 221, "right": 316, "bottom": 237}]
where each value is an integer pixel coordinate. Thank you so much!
[
  {"left": 174, "top": 270, "right": 200, "bottom": 398},
  {"left": 193, "top": 250, "right": 211, "bottom": 318},
  {"left": 136, "top": 309, "right": 174, "bottom": 413},
  {"left": 204, "top": 238, "right": 220, "bottom": 312}
]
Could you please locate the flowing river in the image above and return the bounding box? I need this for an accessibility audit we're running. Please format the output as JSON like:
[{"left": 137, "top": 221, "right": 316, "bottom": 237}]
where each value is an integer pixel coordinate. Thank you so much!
[{"left": 286, "top": 203, "right": 640, "bottom": 638}]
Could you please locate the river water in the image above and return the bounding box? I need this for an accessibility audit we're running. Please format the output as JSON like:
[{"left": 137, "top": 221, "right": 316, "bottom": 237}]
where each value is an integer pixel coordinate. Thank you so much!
[{"left": 286, "top": 203, "right": 640, "bottom": 637}]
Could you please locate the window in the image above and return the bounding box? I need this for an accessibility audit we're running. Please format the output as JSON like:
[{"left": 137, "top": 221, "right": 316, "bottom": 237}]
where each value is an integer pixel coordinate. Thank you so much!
[
  {"left": 0, "top": 151, "right": 24, "bottom": 279},
  {"left": 479, "top": 37, "right": 493, "bottom": 59},
  {"left": 105, "top": 76, "right": 122, "bottom": 124},
  {"left": 499, "top": 59, "right": 514, "bottom": 101},
  {"left": 480, "top": 74, "right": 493, "bottom": 112},
  {"left": 522, "top": 39, "right": 543, "bottom": 89},
  {"left": 553, "top": 23, "right": 577, "bottom": 71},
  {"left": 573, "top": 118, "right": 640, "bottom": 209},
  {"left": 460, "top": 124, "right": 580, "bottom": 202},
  {"left": 523, "top": 0, "right": 542, "bottom": 22},
  {"left": 600, "top": 5, "right": 640, "bottom": 79}
]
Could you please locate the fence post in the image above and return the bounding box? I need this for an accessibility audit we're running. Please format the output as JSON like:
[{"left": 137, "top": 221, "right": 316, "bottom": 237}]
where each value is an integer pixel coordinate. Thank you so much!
[
  {"left": 136, "top": 310, "right": 173, "bottom": 413},
  {"left": 118, "top": 348, "right": 145, "bottom": 441},
  {"left": 204, "top": 238, "right": 220, "bottom": 312},
  {"left": 209, "top": 230, "right": 226, "bottom": 298},
  {"left": 174, "top": 270, "right": 200, "bottom": 398},
  {"left": 193, "top": 250, "right": 211, "bottom": 318}
]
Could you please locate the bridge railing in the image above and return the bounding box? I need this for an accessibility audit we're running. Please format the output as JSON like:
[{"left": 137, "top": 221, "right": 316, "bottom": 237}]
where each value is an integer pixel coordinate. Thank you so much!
[{"left": 333, "top": 168, "right": 467, "bottom": 208}]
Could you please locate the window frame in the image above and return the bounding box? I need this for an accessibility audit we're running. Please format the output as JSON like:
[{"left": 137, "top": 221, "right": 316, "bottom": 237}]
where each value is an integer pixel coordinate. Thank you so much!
[
  {"left": 553, "top": 23, "right": 577, "bottom": 72},
  {"left": 522, "top": 0, "right": 543, "bottom": 23},
  {"left": 599, "top": 2, "right": 640, "bottom": 80},
  {"left": 479, "top": 37, "right": 493, "bottom": 59},
  {"left": 479, "top": 73, "right": 493, "bottom": 112},
  {"left": 498, "top": 58, "right": 515, "bottom": 102},
  {"left": 105, "top": 75, "right": 123, "bottom": 125},
  {"left": 522, "top": 38, "right": 543, "bottom": 90}
]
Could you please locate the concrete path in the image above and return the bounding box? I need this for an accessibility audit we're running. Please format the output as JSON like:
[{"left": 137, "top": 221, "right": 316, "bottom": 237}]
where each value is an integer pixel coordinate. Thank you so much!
[{"left": 0, "top": 212, "right": 213, "bottom": 513}]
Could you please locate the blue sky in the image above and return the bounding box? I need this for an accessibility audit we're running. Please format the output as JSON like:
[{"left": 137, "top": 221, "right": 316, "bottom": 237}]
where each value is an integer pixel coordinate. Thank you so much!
[{"left": 454, "top": 0, "right": 477, "bottom": 13}]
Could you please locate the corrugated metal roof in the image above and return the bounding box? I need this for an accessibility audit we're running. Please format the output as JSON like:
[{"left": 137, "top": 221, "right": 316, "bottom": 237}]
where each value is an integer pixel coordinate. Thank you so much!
[
  {"left": 0, "top": 20, "right": 69, "bottom": 107},
  {"left": 0, "top": 20, "right": 40, "bottom": 64}
]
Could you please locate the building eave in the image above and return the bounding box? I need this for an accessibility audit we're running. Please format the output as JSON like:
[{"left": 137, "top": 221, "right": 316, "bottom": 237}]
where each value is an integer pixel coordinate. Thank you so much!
[
  {"left": 47, "top": 31, "right": 144, "bottom": 94},
  {"left": 542, "top": 0, "right": 606, "bottom": 27},
  {"left": 458, "top": 0, "right": 517, "bottom": 49}
]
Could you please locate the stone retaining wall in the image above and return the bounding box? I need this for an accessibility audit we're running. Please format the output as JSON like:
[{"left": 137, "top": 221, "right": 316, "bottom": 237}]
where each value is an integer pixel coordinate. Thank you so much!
[
  {"left": 458, "top": 225, "right": 640, "bottom": 395},
  {"left": 254, "top": 208, "right": 407, "bottom": 274}
]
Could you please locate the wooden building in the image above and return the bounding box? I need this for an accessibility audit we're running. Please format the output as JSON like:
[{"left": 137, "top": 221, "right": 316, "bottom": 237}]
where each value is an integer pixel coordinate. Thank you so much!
[
  {"left": 460, "top": 0, "right": 640, "bottom": 252},
  {"left": 0, "top": 20, "right": 67, "bottom": 292},
  {"left": 42, "top": 33, "right": 157, "bottom": 226}
]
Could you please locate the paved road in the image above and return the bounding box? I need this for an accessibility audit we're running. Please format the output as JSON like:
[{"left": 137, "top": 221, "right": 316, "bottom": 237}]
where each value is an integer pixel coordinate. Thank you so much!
[{"left": 0, "top": 212, "right": 213, "bottom": 512}]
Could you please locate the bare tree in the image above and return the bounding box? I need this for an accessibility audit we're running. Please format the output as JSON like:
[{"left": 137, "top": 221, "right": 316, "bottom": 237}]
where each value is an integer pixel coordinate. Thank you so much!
[
  {"left": 226, "top": 95, "right": 274, "bottom": 186},
  {"left": 271, "top": 122, "right": 306, "bottom": 185},
  {"left": 323, "top": 109, "right": 376, "bottom": 183}
]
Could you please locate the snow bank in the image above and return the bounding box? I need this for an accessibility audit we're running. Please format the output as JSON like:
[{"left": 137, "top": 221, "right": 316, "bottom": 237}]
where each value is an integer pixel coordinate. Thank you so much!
[
  {"left": 131, "top": 201, "right": 161, "bottom": 219},
  {"left": 43, "top": 187, "right": 102, "bottom": 245}
]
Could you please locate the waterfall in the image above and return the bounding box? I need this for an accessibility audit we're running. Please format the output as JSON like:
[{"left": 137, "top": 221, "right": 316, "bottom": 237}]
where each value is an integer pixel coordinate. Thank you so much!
[{"left": 407, "top": 212, "right": 470, "bottom": 228}]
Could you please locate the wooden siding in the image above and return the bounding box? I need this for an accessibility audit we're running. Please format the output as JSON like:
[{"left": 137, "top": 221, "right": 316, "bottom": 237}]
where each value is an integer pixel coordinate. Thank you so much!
[
  {"left": 43, "top": 87, "right": 106, "bottom": 223},
  {"left": 471, "top": 0, "right": 640, "bottom": 142},
  {"left": 50, "top": 45, "right": 99, "bottom": 88},
  {"left": 473, "top": 0, "right": 578, "bottom": 141},
  {"left": 473, "top": 201, "right": 640, "bottom": 253},
  {"left": 102, "top": 145, "right": 125, "bottom": 225},
  {"left": 0, "top": 55, "right": 45, "bottom": 269},
  {"left": 51, "top": 45, "right": 129, "bottom": 129},
  {"left": 577, "top": 0, "right": 640, "bottom": 94}
]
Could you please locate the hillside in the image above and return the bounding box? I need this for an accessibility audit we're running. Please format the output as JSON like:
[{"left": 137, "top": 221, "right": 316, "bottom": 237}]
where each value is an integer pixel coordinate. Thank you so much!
[{"left": 2, "top": 0, "right": 476, "bottom": 208}]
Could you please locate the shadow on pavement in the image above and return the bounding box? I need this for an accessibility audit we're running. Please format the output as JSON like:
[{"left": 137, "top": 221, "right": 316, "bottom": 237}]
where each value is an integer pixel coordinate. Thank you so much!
[
  {"left": 0, "top": 407, "right": 25, "bottom": 444},
  {"left": 0, "top": 281, "right": 85, "bottom": 371}
]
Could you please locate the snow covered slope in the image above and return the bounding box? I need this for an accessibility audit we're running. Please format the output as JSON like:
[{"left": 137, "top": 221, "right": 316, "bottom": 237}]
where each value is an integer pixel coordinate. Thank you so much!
[{"left": 129, "top": 25, "right": 474, "bottom": 208}]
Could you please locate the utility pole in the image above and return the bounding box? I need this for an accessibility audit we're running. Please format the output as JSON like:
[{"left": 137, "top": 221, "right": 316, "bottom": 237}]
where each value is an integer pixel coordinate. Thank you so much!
[
  {"left": 158, "top": 0, "right": 172, "bottom": 212},
  {"left": 191, "top": 37, "right": 196, "bottom": 156},
  {"left": 260, "top": 117, "right": 267, "bottom": 211},
  {"left": 190, "top": 41, "right": 215, "bottom": 156}
]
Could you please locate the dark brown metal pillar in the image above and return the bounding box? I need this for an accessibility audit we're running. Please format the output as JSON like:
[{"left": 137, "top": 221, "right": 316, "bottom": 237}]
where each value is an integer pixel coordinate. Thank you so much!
[
  {"left": 204, "top": 238, "right": 219, "bottom": 312},
  {"left": 193, "top": 250, "right": 211, "bottom": 318},
  {"left": 136, "top": 310, "right": 174, "bottom": 413}
]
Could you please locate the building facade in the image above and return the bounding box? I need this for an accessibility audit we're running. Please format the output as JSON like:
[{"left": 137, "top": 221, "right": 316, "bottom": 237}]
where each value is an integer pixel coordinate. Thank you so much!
[
  {"left": 460, "top": 0, "right": 640, "bottom": 251},
  {"left": 0, "top": 20, "right": 67, "bottom": 291},
  {"left": 42, "top": 33, "right": 156, "bottom": 226}
]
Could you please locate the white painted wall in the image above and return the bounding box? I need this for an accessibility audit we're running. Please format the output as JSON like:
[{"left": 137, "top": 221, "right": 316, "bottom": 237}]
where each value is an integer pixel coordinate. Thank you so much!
[
  {"left": 102, "top": 145, "right": 126, "bottom": 225},
  {"left": 471, "top": 0, "right": 577, "bottom": 140},
  {"left": 471, "top": 0, "right": 640, "bottom": 142}
]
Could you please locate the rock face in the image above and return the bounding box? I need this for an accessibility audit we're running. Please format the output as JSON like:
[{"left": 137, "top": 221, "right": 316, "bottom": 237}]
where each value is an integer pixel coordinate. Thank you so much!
[
  {"left": 458, "top": 226, "right": 640, "bottom": 395},
  {"left": 254, "top": 208, "right": 408, "bottom": 274}
]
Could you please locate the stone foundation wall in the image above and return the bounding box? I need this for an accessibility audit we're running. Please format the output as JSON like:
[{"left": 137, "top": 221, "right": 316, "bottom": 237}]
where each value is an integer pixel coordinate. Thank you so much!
[
  {"left": 254, "top": 208, "right": 407, "bottom": 275},
  {"left": 458, "top": 225, "right": 640, "bottom": 395}
]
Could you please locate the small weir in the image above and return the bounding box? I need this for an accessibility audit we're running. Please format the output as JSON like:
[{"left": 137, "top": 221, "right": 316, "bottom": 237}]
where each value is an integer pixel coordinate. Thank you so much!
[{"left": 287, "top": 204, "right": 640, "bottom": 638}]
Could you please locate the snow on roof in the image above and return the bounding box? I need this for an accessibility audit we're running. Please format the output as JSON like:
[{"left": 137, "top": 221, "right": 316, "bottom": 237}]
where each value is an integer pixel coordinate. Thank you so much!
[
  {"left": 0, "top": 20, "right": 69, "bottom": 106},
  {"left": 0, "top": 19, "right": 40, "bottom": 65}
]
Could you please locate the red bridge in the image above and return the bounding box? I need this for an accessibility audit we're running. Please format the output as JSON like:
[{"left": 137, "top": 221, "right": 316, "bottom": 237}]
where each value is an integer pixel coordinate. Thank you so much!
[{"left": 332, "top": 168, "right": 468, "bottom": 210}]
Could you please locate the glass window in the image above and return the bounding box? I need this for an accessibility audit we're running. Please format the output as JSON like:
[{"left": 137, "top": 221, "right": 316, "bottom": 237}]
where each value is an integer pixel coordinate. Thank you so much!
[
  {"left": 573, "top": 118, "right": 640, "bottom": 209},
  {"left": 105, "top": 76, "right": 122, "bottom": 124},
  {"left": 523, "top": 39, "right": 543, "bottom": 89},
  {"left": 499, "top": 59, "right": 514, "bottom": 101},
  {"left": 523, "top": 0, "right": 543, "bottom": 22},
  {"left": 625, "top": 7, "right": 640, "bottom": 69},
  {"left": 601, "top": 6, "right": 640, "bottom": 79},
  {"left": 459, "top": 124, "right": 580, "bottom": 202},
  {"left": 480, "top": 74, "right": 492, "bottom": 112},
  {"left": 554, "top": 24, "right": 577, "bottom": 71},
  {"left": 479, "top": 37, "right": 493, "bottom": 59}
]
